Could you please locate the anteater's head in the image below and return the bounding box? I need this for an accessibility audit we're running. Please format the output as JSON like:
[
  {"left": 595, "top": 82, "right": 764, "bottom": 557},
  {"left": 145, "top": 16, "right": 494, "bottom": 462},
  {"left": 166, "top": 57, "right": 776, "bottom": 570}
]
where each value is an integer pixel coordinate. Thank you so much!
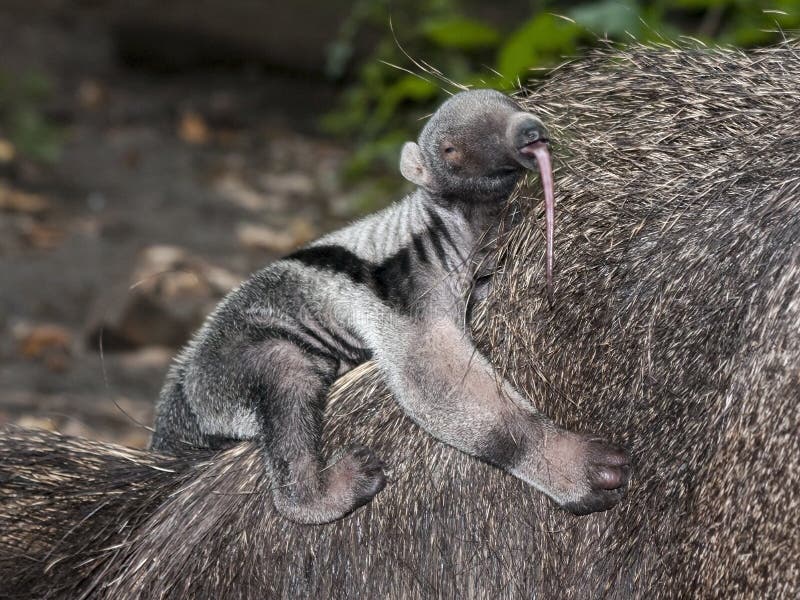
[{"left": 400, "top": 88, "right": 556, "bottom": 302}]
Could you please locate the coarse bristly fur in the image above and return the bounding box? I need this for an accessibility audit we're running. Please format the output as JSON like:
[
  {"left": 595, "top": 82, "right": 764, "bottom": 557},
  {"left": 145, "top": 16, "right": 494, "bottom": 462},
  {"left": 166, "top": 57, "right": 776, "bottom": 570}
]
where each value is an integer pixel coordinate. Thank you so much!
[{"left": 1, "top": 41, "right": 799, "bottom": 599}]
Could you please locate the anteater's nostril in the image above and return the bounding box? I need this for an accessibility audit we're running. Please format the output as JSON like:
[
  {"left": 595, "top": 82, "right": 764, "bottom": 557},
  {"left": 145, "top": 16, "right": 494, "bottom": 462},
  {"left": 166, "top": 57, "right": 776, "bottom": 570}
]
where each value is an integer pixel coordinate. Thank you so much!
[{"left": 524, "top": 127, "right": 541, "bottom": 142}]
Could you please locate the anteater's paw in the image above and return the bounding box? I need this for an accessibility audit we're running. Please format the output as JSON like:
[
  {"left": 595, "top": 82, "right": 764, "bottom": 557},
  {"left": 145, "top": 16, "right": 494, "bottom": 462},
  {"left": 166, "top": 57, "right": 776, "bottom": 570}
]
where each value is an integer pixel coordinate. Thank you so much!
[
  {"left": 562, "top": 438, "right": 632, "bottom": 515},
  {"left": 331, "top": 444, "right": 387, "bottom": 511}
]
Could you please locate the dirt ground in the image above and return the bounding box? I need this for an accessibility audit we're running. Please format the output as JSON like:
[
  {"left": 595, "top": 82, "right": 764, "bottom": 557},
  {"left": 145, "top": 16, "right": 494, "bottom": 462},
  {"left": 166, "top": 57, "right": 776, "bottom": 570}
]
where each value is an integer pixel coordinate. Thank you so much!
[{"left": 0, "top": 13, "right": 362, "bottom": 448}]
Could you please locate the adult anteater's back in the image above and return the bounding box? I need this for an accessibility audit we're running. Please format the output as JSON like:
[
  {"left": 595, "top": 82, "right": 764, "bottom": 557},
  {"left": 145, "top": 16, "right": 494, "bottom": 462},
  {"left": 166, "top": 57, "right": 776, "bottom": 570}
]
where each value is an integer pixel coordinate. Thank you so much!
[
  {"left": 497, "top": 42, "right": 800, "bottom": 598},
  {"left": 1, "top": 43, "right": 798, "bottom": 599}
]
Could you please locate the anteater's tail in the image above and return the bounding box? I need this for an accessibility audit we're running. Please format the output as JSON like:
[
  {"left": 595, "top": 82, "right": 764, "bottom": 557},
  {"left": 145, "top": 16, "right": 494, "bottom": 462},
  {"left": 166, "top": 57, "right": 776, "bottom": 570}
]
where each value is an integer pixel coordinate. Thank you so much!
[{"left": 0, "top": 426, "right": 222, "bottom": 599}]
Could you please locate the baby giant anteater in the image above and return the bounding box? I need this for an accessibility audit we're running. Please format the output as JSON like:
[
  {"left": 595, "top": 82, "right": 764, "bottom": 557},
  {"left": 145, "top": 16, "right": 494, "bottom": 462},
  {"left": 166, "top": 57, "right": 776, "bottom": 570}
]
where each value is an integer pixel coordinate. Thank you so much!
[{"left": 151, "top": 89, "right": 630, "bottom": 523}]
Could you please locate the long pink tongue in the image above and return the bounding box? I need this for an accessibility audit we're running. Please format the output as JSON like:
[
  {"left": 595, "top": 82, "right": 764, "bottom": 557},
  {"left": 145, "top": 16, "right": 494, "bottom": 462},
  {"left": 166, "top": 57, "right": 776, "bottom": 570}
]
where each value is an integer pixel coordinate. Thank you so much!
[{"left": 529, "top": 143, "right": 555, "bottom": 306}]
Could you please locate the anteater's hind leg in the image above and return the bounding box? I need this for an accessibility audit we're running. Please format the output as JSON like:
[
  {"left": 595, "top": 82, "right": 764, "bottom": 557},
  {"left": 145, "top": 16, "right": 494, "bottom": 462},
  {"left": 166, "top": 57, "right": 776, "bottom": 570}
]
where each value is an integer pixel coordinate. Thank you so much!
[{"left": 251, "top": 339, "right": 386, "bottom": 524}]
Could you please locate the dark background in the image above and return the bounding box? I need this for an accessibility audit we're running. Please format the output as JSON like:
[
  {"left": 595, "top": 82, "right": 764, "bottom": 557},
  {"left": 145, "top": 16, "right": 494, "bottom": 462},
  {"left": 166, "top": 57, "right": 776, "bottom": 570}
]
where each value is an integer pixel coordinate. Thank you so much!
[{"left": 1, "top": 0, "right": 797, "bottom": 448}]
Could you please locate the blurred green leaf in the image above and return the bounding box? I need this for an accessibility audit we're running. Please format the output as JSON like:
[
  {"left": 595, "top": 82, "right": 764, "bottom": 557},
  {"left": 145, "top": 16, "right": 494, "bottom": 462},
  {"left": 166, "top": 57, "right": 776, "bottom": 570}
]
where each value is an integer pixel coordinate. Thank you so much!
[
  {"left": 422, "top": 17, "right": 501, "bottom": 49},
  {"left": 570, "top": 0, "right": 643, "bottom": 37},
  {"left": 673, "top": 0, "right": 730, "bottom": 8},
  {"left": 18, "top": 72, "right": 53, "bottom": 101},
  {"left": 372, "top": 75, "right": 439, "bottom": 136},
  {"left": 498, "top": 14, "right": 581, "bottom": 82},
  {"left": 771, "top": 1, "right": 800, "bottom": 28},
  {"left": 0, "top": 69, "right": 62, "bottom": 164},
  {"left": 326, "top": 40, "right": 354, "bottom": 79},
  {"left": 385, "top": 74, "right": 439, "bottom": 102},
  {"left": 9, "top": 107, "right": 62, "bottom": 163},
  {"left": 343, "top": 129, "right": 409, "bottom": 181}
]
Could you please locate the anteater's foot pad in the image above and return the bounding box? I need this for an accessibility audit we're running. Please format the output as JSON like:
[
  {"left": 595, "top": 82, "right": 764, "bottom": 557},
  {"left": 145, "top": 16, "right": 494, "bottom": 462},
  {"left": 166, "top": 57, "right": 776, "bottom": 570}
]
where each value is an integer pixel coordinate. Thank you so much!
[
  {"left": 329, "top": 444, "right": 387, "bottom": 512},
  {"left": 563, "top": 438, "right": 632, "bottom": 515}
]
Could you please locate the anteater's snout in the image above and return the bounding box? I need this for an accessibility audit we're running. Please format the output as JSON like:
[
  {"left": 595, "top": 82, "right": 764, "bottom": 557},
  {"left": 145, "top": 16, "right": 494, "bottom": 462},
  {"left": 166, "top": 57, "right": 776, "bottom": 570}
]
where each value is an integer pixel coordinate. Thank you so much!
[{"left": 508, "top": 113, "right": 550, "bottom": 153}]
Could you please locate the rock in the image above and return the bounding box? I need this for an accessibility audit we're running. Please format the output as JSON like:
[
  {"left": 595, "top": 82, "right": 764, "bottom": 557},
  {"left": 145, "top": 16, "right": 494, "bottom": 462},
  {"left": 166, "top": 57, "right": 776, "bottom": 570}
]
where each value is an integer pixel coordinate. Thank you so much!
[
  {"left": 21, "top": 221, "right": 65, "bottom": 250},
  {"left": 0, "top": 183, "right": 50, "bottom": 214},
  {"left": 13, "top": 415, "right": 58, "bottom": 432},
  {"left": 237, "top": 219, "right": 316, "bottom": 254},
  {"left": 214, "top": 174, "right": 287, "bottom": 212},
  {"left": 0, "top": 140, "right": 15, "bottom": 163},
  {"left": 77, "top": 79, "right": 108, "bottom": 110},
  {"left": 117, "top": 346, "right": 173, "bottom": 371},
  {"left": 13, "top": 322, "right": 73, "bottom": 373},
  {"left": 178, "top": 110, "right": 210, "bottom": 145},
  {"left": 85, "top": 245, "right": 241, "bottom": 350},
  {"left": 259, "top": 171, "right": 314, "bottom": 197}
]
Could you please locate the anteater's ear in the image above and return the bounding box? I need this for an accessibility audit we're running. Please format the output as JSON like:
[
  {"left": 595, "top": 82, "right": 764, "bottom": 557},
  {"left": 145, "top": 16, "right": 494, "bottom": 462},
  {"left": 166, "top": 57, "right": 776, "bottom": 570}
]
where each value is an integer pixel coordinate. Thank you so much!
[{"left": 400, "top": 142, "right": 432, "bottom": 187}]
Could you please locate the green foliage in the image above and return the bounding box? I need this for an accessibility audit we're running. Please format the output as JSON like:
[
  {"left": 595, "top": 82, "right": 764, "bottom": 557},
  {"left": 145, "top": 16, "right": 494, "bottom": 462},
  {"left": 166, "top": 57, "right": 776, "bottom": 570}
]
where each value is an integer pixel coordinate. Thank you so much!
[
  {"left": 0, "top": 70, "right": 63, "bottom": 164},
  {"left": 570, "top": 0, "right": 643, "bottom": 37},
  {"left": 325, "top": 0, "right": 800, "bottom": 208},
  {"left": 422, "top": 17, "right": 501, "bottom": 50},
  {"left": 497, "top": 15, "right": 581, "bottom": 84}
]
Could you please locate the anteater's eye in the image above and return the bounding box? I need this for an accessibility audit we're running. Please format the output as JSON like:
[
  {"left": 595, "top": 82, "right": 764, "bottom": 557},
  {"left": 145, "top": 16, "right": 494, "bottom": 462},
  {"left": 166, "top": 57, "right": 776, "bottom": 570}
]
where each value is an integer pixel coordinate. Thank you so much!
[{"left": 444, "top": 146, "right": 456, "bottom": 154}]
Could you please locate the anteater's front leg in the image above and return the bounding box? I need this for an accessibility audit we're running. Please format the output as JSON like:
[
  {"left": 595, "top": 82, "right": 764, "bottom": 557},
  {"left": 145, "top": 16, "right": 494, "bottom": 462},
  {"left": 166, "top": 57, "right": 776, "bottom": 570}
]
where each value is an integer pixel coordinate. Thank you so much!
[{"left": 370, "top": 318, "right": 631, "bottom": 514}]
